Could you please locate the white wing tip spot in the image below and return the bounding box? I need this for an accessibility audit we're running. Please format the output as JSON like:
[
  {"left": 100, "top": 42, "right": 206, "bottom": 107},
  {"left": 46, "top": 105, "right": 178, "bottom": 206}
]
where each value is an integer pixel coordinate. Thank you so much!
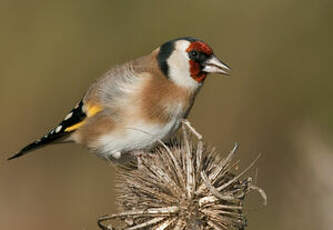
[
  {"left": 64, "top": 112, "right": 73, "bottom": 120},
  {"left": 55, "top": 125, "right": 62, "bottom": 133}
]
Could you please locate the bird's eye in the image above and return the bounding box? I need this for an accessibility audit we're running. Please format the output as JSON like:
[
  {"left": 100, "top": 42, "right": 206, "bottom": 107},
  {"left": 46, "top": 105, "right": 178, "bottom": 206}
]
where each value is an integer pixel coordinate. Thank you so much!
[{"left": 190, "top": 51, "right": 198, "bottom": 57}]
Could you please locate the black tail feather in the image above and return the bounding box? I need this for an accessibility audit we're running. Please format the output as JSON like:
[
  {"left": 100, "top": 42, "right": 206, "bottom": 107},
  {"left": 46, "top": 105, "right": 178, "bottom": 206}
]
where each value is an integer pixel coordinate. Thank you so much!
[
  {"left": 7, "top": 139, "right": 48, "bottom": 160},
  {"left": 8, "top": 151, "right": 29, "bottom": 161},
  {"left": 7, "top": 151, "right": 25, "bottom": 160},
  {"left": 8, "top": 99, "right": 85, "bottom": 161},
  {"left": 7, "top": 129, "right": 69, "bottom": 161}
]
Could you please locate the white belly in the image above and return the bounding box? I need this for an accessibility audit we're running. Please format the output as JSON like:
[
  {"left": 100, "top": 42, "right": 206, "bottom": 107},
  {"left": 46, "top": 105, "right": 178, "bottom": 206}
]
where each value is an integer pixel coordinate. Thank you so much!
[{"left": 97, "top": 118, "right": 181, "bottom": 159}]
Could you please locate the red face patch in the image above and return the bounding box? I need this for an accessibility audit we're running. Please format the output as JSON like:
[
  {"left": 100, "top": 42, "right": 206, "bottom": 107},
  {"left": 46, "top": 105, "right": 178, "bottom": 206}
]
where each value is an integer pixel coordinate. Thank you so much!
[
  {"left": 186, "top": 41, "right": 213, "bottom": 56},
  {"left": 189, "top": 60, "right": 207, "bottom": 83},
  {"left": 186, "top": 41, "right": 213, "bottom": 83}
]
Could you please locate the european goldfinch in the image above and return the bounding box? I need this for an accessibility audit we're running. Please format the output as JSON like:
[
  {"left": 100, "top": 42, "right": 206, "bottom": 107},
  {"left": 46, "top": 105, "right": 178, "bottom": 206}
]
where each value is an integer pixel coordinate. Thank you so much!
[{"left": 8, "top": 37, "right": 230, "bottom": 161}]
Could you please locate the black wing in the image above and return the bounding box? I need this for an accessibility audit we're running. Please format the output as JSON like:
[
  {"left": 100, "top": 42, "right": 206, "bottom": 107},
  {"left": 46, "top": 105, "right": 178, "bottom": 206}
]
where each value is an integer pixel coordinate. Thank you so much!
[{"left": 8, "top": 100, "right": 87, "bottom": 160}]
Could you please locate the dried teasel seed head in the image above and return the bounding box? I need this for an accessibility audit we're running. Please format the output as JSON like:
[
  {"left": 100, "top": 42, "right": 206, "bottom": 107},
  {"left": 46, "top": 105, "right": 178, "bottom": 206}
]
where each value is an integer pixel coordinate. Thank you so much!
[{"left": 98, "top": 125, "right": 266, "bottom": 230}]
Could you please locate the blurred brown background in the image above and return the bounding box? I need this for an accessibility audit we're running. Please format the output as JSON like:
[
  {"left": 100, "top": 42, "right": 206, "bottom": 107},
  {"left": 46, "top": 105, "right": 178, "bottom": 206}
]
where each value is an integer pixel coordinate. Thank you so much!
[{"left": 0, "top": 0, "right": 332, "bottom": 229}]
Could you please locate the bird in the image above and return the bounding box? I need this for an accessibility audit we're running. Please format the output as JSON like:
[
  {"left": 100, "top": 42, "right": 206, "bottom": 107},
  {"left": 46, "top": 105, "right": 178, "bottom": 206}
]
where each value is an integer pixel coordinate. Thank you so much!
[{"left": 8, "top": 37, "right": 230, "bottom": 161}]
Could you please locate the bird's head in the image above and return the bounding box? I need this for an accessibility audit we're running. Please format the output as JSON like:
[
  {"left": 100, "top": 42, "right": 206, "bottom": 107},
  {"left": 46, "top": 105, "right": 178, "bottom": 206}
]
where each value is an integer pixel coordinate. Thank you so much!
[{"left": 157, "top": 37, "right": 230, "bottom": 89}]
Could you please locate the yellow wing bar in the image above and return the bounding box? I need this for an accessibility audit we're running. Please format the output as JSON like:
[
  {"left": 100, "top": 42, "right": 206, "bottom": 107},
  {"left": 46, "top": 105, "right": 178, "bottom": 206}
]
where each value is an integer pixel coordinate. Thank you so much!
[{"left": 64, "top": 103, "right": 103, "bottom": 132}]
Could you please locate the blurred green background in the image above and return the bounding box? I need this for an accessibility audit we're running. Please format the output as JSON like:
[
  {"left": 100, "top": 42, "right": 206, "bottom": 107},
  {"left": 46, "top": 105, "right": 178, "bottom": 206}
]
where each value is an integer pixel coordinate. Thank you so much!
[{"left": 1, "top": 0, "right": 332, "bottom": 229}]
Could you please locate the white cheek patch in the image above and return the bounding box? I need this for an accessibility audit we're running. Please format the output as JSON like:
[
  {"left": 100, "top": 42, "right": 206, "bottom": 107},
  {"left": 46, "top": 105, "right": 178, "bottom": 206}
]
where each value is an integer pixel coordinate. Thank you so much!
[{"left": 167, "top": 40, "right": 199, "bottom": 89}]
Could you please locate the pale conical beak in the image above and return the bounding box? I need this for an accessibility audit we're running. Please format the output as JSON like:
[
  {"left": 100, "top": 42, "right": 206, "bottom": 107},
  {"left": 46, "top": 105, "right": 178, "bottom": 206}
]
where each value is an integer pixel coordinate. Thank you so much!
[{"left": 202, "top": 55, "right": 231, "bottom": 75}]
